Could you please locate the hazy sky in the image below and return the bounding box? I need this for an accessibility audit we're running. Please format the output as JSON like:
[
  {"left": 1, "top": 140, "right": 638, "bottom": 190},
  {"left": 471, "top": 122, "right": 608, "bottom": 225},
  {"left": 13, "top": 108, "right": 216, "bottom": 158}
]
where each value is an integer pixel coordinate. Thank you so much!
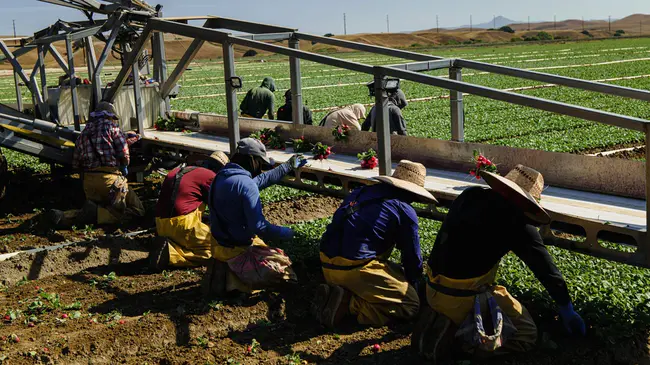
[{"left": 1, "top": 0, "right": 648, "bottom": 36}]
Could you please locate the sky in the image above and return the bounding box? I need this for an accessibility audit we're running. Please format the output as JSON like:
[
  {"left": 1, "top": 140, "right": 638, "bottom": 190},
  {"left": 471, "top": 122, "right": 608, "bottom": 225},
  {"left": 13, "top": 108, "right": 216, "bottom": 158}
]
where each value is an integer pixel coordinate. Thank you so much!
[{"left": 1, "top": 0, "right": 648, "bottom": 37}]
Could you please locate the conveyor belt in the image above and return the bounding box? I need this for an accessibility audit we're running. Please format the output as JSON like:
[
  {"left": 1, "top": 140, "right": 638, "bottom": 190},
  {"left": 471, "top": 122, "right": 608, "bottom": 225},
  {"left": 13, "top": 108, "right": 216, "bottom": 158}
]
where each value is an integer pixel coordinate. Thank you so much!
[{"left": 144, "top": 129, "right": 649, "bottom": 268}]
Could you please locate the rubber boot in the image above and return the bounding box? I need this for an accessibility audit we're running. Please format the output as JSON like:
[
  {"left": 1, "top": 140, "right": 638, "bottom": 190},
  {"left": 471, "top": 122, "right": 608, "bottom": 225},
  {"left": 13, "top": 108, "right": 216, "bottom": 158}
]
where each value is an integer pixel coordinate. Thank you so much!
[
  {"left": 316, "top": 284, "right": 350, "bottom": 330},
  {"left": 411, "top": 306, "right": 456, "bottom": 364},
  {"left": 148, "top": 236, "right": 170, "bottom": 272}
]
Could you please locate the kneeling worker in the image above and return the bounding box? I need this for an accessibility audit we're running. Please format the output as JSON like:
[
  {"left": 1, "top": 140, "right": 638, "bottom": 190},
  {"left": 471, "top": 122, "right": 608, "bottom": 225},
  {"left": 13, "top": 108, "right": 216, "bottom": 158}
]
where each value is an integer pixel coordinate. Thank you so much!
[
  {"left": 202, "top": 138, "right": 307, "bottom": 295},
  {"left": 150, "top": 151, "right": 230, "bottom": 270},
  {"left": 413, "top": 164, "right": 585, "bottom": 362},
  {"left": 315, "top": 160, "right": 438, "bottom": 328},
  {"left": 51, "top": 102, "right": 144, "bottom": 226}
]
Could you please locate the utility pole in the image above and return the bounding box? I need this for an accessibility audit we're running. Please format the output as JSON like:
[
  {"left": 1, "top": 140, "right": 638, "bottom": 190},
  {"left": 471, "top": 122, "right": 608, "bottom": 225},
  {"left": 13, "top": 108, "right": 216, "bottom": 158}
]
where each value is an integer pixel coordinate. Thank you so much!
[
  {"left": 641, "top": 20, "right": 643, "bottom": 35},
  {"left": 436, "top": 15, "right": 439, "bottom": 33},
  {"left": 528, "top": 16, "right": 530, "bottom": 31},
  {"left": 554, "top": 15, "right": 556, "bottom": 30},
  {"left": 343, "top": 13, "right": 347, "bottom": 35},
  {"left": 386, "top": 14, "right": 390, "bottom": 33},
  {"left": 13, "top": 20, "right": 16, "bottom": 39},
  {"left": 470, "top": 15, "right": 473, "bottom": 32},
  {"left": 582, "top": 17, "right": 585, "bottom": 31},
  {"left": 493, "top": 15, "right": 496, "bottom": 29},
  {"left": 609, "top": 15, "right": 611, "bottom": 32}
]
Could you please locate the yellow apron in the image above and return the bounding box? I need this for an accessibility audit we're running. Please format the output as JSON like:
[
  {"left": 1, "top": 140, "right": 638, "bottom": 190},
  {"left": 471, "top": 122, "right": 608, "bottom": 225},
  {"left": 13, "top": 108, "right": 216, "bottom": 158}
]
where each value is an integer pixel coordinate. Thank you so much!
[
  {"left": 73, "top": 166, "right": 144, "bottom": 224},
  {"left": 211, "top": 237, "right": 268, "bottom": 293},
  {"left": 320, "top": 251, "right": 420, "bottom": 326},
  {"left": 155, "top": 205, "right": 214, "bottom": 267},
  {"left": 425, "top": 266, "right": 537, "bottom": 353}
]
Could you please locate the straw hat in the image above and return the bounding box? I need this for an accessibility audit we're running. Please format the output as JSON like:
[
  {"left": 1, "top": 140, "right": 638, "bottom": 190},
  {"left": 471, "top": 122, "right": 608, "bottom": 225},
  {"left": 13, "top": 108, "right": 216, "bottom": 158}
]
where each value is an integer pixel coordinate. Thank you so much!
[
  {"left": 208, "top": 151, "right": 229, "bottom": 168},
  {"left": 481, "top": 164, "right": 551, "bottom": 224},
  {"left": 374, "top": 160, "right": 438, "bottom": 204}
]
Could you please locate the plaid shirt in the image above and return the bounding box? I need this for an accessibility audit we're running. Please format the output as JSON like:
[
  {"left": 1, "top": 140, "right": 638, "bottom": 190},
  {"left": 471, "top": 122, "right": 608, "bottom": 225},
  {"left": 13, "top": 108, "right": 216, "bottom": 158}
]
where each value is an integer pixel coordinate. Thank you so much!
[{"left": 72, "top": 111, "right": 130, "bottom": 170}]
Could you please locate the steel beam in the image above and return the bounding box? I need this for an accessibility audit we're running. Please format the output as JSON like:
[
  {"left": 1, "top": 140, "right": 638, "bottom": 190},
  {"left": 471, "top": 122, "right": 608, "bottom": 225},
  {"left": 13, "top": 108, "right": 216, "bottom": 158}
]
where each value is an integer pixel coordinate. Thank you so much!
[
  {"left": 222, "top": 40, "right": 240, "bottom": 154},
  {"left": 92, "top": 15, "right": 122, "bottom": 105},
  {"left": 289, "top": 37, "right": 304, "bottom": 125},
  {"left": 132, "top": 58, "right": 145, "bottom": 136},
  {"left": 205, "top": 16, "right": 295, "bottom": 34},
  {"left": 294, "top": 32, "right": 442, "bottom": 61},
  {"left": 0, "top": 41, "right": 31, "bottom": 86},
  {"left": 449, "top": 67, "right": 464, "bottom": 142},
  {"left": 148, "top": 19, "right": 228, "bottom": 44},
  {"left": 65, "top": 37, "right": 81, "bottom": 131},
  {"left": 374, "top": 70, "right": 391, "bottom": 175},
  {"left": 380, "top": 67, "right": 649, "bottom": 132},
  {"left": 456, "top": 59, "right": 650, "bottom": 102},
  {"left": 11, "top": 46, "right": 37, "bottom": 59},
  {"left": 13, "top": 73, "right": 23, "bottom": 112},
  {"left": 229, "top": 36, "right": 374, "bottom": 75},
  {"left": 388, "top": 59, "right": 455, "bottom": 72},
  {"left": 47, "top": 45, "right": 71, "bottom": 75},
  {"left": 31, "top": 25, "right": 103, "bottom": 45},
  {"left": 160, "top": 38, "right": 205, "bottom": 98},
  {"left": 236, "top": 32, "right": 293, "bottom": 41},
  {"left": 37, "top": 46, "right": 50, "bottom": 120},
  {"left": 103, "top": 25, "right": 153, "bottom": 103}
]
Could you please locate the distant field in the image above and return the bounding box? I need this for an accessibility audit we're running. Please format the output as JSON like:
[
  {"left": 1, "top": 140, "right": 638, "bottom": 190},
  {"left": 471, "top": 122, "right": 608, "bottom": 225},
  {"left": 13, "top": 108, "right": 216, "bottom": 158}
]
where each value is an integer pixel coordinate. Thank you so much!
[{"left": 2, "top": 37, "right": 650, "bottom": 153}]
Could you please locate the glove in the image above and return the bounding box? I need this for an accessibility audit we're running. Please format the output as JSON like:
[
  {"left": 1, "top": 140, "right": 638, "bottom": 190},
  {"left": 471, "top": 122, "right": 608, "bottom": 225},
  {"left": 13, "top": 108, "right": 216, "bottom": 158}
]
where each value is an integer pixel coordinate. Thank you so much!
[
  {"left": 287, "top": 154, "right": 308, "bottom": 170},
  {"left": 119, "top": 166, "right": 129, "bottom": 177},
  {"left": 276, "top": 227, "right": 295, "bottom": 241},
  {"left": 558, "top": 302, "right": 586, "bottom": 335}
]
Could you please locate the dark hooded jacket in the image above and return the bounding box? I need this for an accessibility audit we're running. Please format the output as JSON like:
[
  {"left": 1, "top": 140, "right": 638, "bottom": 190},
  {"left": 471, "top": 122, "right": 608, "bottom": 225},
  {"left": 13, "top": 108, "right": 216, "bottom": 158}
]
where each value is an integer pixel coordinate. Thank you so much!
[
  {"left": 362, "top": 89, "right": 408, "bottom": 135},
  {"left": 240, "top": 77, "right": 276, "bottom": 119},
  {"left": 277, "top": 89, "right": 314, "bottom": 125}
]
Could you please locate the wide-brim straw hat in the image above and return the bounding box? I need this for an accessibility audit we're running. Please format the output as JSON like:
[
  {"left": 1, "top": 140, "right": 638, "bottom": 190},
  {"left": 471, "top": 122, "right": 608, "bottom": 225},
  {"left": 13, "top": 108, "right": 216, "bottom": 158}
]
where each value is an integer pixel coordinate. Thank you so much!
[
  {"left": 208, "top": 151, "right": 229, "bottom": 168},
  {"left": 374, "top": 160, "right": 439, "bottom": 204},
  {"left": 481, "top": 164, "right": 551, "bottom": 224}
]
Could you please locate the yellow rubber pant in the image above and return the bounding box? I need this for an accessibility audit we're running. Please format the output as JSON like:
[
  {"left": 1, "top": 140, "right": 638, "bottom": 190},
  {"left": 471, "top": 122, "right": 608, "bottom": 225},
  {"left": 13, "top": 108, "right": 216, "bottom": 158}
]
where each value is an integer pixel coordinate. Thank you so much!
[
  {"left": 155, "top": 206, "right": 214, "bottom": 268},
  {"left": 211, "top": 237, "right": 268, "bottom": 293},
  {"left": 83, "top": 167, "right": 145, "bottom": 224},
  {"left": 320, "top": 253, "right": 420, "bottom": 326},
  {"left": 425, "top": 266, "right": 537, "bottom": 353}
]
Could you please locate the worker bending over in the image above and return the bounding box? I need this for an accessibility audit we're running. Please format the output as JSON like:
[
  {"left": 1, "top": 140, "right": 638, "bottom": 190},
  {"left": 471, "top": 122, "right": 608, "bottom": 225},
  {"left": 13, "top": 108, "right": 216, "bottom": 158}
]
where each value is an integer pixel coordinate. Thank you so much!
[
  {"left": 51, "top": 102, "right": 144, "bottom": 226},
  {"left": 320, "top": 104, "right": 366, "bottom": 130},
  {"left": 202, "top": 138, "right": 307, "bottom": 295},
  {"left": 149, "top": 151, "right": 230, "bottom": 270},
  {"left": 277, "top": 89, "right": 314, "bottom": 125},
  {"left": 240, "top": 77, "right": 276, "bottom": 119},
  {"left": 315, "top": 160, "right": 438, "bottom": 328},
  {"left": 362, "top": 89, "right": 409, "bottom": 135},
  {"left": 413, "top": 164, "right": 585, "bottom": 362}
]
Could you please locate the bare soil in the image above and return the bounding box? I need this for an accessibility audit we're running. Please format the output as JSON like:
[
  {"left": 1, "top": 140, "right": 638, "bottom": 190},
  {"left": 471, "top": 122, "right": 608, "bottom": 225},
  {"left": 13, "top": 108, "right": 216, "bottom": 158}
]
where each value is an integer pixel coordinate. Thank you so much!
[{"left": 0, "top": 173, "right": 648, "bottom": 364}]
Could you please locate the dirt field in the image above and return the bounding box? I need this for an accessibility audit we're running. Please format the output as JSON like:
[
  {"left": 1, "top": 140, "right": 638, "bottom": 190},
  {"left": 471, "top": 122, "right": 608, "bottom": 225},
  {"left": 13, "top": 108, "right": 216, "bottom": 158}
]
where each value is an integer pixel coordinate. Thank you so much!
[{"left": 0, "top": 172, "right": 649, "bottom": 365}]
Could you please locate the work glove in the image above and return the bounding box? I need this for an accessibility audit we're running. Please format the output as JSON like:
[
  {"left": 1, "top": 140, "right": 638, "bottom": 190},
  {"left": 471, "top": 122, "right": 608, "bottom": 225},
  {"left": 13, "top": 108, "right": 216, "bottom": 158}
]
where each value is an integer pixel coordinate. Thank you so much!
[
  {"left": 558, "top": 302, "right": 586, "bottom": 336},
  {"left": 286, "top": 154, "right": 308, "bottom": 170},
  {"left": 119, "top": 166, "right": 129, "bottom": 177}
]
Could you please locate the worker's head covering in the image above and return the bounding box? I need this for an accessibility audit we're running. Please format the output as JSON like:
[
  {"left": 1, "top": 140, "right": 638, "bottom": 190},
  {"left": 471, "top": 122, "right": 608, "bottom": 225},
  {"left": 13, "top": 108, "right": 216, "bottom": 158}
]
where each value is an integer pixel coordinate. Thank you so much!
[
  {"left": 374, "top": 160, "right": 438, "bottom": 204},
  {"left": 93, "top": 101, "right": 119, "bottom": 120},
  {"left": 261, "top": 77, "right": 276, "bottom": 93},
  {"left": 202, "top": 151, "right": 229, "bottom": 172},
  {"left": 284, "top": 89, "right": 292, "bottom": 103},
  {"left": 391, "top": 89, "right": 408, "bottom": 109},
  {"left": 235, "top": 137, "right": 272, "bottom": 166},
  {"left": 481, "top": 165, "right": 550, "bottom": 225},
  {"left": 347, "top": 104, "right": 366, "bottom": 121}
]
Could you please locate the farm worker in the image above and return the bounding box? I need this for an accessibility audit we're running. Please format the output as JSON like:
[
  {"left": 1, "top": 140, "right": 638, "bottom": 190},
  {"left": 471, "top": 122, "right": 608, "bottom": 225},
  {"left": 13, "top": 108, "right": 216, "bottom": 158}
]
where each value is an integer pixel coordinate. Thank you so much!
[
  {"left": 240, "top": 77, "right": 276, "bottom": 119},
  {"left": 149, "top": 151, "right": 230, "bottom": 270},
  {"left": 50, "top": 102, "right": 144, "bottom": 226},
  {"left": 277, "top": 89, "right": 314, "bottom": 125},
  {"left": 201, "top": 138, "right": 308, "bottom": 295},
  {"left": 315, "top": 160, "right": 438, "bottom": 328},
  {"left": 362, "top": 89, "right": 409, "bottom": 135},
  {"left": 412, "top": 164, "right": 586, "bottom": 362},
  {"left": 320, "top": 104, "right": 366, "bottom": 130}
]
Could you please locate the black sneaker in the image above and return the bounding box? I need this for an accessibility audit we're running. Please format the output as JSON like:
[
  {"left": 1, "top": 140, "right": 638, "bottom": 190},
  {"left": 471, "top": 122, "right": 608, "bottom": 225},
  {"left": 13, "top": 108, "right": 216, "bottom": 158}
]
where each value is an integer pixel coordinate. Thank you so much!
[
  {"left": 412, "top": 307, "right": 456, "bottom": 364},
  {"left": 49, "top": 209, "right": 64, "bottom": 226},
  {"left": 148, "top": 236, "right": 170, "bottom": 272},
  {"left": 201, "top": 258, "right": 227, "bottom": 297}
]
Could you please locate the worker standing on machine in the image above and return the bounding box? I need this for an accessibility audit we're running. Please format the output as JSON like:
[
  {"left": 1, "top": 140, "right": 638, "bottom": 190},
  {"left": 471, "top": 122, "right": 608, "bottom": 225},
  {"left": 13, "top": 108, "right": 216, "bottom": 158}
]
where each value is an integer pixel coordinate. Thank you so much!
[
  {"left": 50, "top": 102, "right": 144, "bottom": 226},
  {"left": 362, "top": 89, "right": 409, "bottom": 135},
  {"left": 314, "top": 160, "right": 438, "bottom": 328},
  {"left": 277, "top": 89, "right": 314, "bottom": 125},
  {"left": 201, "top": 138, "right": 308, "bottom": 295},
  {"left": 412, "top": 163, "right": 586, "bottom": 363},
  {"left": 149, "top": 151, "right": 230, "bottom": 271},
  {"left": 240, "top": 77, "right": 277, "bottom": 119}
]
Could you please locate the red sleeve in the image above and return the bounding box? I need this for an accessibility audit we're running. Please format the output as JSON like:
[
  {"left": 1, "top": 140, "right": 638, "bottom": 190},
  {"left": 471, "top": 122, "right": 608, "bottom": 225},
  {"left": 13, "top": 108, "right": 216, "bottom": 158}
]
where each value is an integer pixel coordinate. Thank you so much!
[{"left": 198, "top": 169, "right": 217, "bottom": 205}]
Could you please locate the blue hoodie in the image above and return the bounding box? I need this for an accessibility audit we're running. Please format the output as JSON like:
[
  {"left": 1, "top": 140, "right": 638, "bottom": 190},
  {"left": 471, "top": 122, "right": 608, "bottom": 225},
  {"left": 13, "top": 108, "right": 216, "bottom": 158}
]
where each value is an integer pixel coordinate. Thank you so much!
[{"left": 209, "top": 162, "right": 291, "bottom": 247}]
